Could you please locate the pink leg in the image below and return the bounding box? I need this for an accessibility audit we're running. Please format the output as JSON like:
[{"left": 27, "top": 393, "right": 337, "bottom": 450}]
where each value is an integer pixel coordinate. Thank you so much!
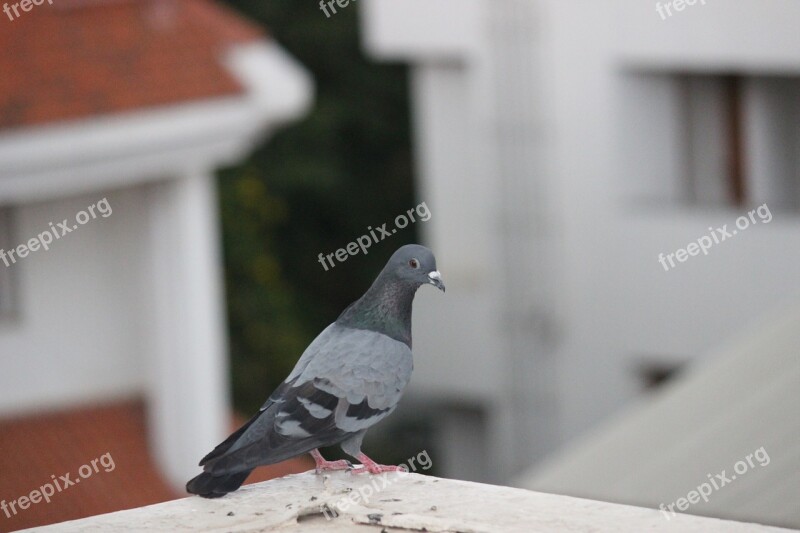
[
  {"left": 310, "top": 449, "right": 352, "bottom": 473},
  {"left": 350, "top": 453, "right": 407, "bottom": 474}
]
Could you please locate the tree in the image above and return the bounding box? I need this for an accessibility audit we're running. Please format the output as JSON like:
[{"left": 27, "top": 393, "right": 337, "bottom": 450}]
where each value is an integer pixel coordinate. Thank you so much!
[{"left": 218, "top": 1, "right": 417, "bottom": 417}]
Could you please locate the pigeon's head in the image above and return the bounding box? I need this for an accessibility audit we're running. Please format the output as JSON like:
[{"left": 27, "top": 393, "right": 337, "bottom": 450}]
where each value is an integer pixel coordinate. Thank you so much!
[{"left": 384, "top": 244, "right": 445, "bottom": 293}]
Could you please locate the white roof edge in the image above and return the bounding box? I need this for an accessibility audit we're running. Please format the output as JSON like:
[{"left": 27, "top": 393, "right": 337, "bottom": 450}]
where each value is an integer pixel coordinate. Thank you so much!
[
  {"left": 224, "top": 40, "right": 314, "bottom": 128},
  {"left": 0, "top": 39, "right": 313, "bottom": 203}
]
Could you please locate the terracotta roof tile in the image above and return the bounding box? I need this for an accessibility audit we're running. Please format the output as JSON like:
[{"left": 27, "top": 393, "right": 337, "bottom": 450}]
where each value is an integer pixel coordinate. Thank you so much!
[
  {"left": 0, "top": 400, "right": 312, "bottom": 531},
  {"left": 0, "top": 0, "right": 265, "bottom": 130}
]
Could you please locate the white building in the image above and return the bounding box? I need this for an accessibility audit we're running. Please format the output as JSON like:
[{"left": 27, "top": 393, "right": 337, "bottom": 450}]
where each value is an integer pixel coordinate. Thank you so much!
[
  {"left": 360, "top": 0, "right": 800, "bottom": 486},
  {"left": 0, "top": 0, "right": 311, "bottom": 491}
]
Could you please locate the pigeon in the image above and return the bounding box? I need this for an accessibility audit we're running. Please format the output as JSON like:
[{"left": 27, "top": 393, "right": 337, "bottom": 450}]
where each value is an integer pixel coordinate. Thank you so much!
[{"left": 186, "top": 244, "right": 445, "bottom": 498}]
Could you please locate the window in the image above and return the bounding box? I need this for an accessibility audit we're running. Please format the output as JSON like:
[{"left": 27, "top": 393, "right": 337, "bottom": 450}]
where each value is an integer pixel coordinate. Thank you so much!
[
  {"left": 635, "top": 357, "right": 685, "bottom": 391},
  {"left": 618, "top": 72, "right": 800, "bottom": 212}
]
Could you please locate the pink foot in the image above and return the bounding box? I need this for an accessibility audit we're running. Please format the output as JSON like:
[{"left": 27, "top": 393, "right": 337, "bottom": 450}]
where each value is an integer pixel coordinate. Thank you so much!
[
  {"left": 350, "top": 453, "right": 407, "bottom": 475},
  {"left": 310, "top": 449, "right": 352, "bottom": 473}
]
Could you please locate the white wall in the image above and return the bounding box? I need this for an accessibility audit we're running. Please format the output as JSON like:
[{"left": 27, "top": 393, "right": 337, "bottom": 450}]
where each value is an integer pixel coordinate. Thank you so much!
[
  {"left": 0, "top": 186, "right": 151, "bottom": 415},
  {"left": 549, "top": 0, "right": 800, "bottom": 439}
]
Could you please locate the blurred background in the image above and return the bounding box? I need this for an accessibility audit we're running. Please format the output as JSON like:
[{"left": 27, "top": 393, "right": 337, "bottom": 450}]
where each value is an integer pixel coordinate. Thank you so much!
[{"left": 0, "top": 0, "right": 798, "bottom": 531}]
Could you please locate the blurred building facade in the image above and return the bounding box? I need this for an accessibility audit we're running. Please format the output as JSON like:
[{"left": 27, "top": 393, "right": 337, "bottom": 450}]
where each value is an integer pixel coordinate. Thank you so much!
[
  {"left": 360, "top": 0, "right": 800, "bottom": 486},
  {"left": 0, "top": 0, "right": 311, "bottom": 511}
]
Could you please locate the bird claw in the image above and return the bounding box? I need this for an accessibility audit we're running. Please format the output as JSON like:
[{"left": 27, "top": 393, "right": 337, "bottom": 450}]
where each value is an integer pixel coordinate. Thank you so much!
[
  {"left": 350, "top": 464, "right": 406, "bottom": 475},
  {"left": 348, "top": 452, "right": 407, "bottom": 474},
  {"left": 314, "top": 459, "right": 353, "bottom": 474}
]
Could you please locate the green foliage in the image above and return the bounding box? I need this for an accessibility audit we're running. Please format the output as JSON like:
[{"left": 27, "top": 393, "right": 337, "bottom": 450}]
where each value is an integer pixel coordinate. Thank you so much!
[{"left": 218, "top": 2, "right": 417, "bottom": 416}]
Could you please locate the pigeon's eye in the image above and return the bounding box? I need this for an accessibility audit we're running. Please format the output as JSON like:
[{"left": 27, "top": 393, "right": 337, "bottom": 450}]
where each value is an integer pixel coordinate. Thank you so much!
[{"left": 409, "top": 258, "right": 420, "bottom": 269}]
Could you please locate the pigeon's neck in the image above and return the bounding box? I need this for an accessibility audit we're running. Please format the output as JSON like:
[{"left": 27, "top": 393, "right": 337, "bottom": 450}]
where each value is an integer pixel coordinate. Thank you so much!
[{"left": 337, "top": 277, "right": 416, "bottom": 348}]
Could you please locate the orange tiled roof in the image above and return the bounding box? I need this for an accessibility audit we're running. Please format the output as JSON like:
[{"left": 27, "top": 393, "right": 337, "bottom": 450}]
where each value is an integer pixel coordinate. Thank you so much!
[
  {"left": 0, "top": 0, "right": 264, "bottom": 130},
  {"left": 0, "top": 400, "right": 312, "bottom": 531}
]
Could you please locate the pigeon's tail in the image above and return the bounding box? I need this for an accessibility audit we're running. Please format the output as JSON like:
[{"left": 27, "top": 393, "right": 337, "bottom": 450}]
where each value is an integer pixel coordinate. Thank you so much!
[
  {"left": 186, "top": 469, "right": 253, "bottom": 499},
  {"left": 185, "top": 410, "right": 262, "bottom": 498}
]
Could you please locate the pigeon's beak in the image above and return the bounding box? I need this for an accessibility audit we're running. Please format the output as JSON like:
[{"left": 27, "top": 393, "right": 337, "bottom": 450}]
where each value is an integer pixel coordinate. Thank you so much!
[{"left": 427, "top": 270, "right": 445, "bottom": 292}]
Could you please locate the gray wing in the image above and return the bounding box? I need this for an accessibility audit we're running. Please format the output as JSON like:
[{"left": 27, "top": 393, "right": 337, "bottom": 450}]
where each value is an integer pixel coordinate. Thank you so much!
[
  {"left": 201, "top": 324, "right": 412, "bottom": 474},
  {"left": 293, "top": 324, "right": 413, "bottom": 411}
]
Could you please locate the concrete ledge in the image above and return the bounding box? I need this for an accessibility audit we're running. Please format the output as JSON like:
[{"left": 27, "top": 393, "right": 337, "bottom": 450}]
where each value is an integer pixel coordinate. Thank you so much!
[{"left": 23, "top": 471, "right": 790, "bottom": 532}]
